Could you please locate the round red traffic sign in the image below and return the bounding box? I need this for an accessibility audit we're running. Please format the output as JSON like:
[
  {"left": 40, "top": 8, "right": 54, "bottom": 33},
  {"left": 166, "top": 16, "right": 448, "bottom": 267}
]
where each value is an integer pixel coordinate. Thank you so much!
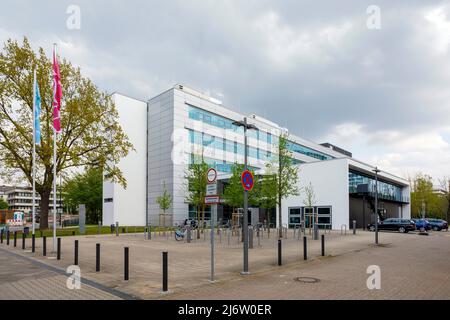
[
  {"left": 207, "top": 168, "right": 217, "bottom": 183},
  {"left": 241, "top": 170, "right": 254, "bottom": 191}
]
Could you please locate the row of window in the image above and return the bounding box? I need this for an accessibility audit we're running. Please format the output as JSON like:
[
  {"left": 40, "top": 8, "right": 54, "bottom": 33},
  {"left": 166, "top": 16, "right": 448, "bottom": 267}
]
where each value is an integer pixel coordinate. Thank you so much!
[
  {"left": 286, "top": 141, "right": 334, "bottom": 161},
  {"left": 188, "top": 154, "right": 260, "bottom": 174},
  {"left": 188, "top": 105, "right": 335, "bottom": 162},
  {"left": 188, "top": 129, "right": 274, "bottom": 161},
  {"left": 348, "top": 171, "right": 406, "bottom": 203},
  {"left": 188, "top": 105, "right": 278, "bottom": 144}
]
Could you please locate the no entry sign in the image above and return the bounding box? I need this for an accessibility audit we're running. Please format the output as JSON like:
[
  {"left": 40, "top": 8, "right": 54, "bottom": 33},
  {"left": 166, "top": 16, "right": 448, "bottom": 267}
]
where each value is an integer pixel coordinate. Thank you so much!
[{"left": 241, "top": 170, "right": 254, "bottom": 191}]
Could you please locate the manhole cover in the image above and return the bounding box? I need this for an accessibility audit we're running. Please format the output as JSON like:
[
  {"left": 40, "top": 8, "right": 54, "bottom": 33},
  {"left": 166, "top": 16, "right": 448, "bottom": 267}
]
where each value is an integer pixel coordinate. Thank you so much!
[{"left": 294, "top": 277, "right": 320, "bottom": 283}]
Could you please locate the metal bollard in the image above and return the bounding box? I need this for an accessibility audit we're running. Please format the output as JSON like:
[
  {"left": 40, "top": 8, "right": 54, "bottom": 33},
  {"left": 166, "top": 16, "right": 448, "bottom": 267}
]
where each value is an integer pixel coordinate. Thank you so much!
[
  {"left": 162, "top": 251, "right": 168, "bottom": 292},
  {"left": 13, "top": 231, "right": 17, "bottom": 247},
  {"left": 321, "top": 234, "right": 325, "bottom": 256},
  {"left": 43, "top": 236, "right": 46, "bottom": 256},
  {"left": 6, "top": 230, "right": 10, "bottom": 246},
  {"left": 74, "top": 240, "right": 79, "bottom": 265},
  {"left": 227, "top": 229, "right": 231, "bottom": 245},
  {"left": 124, "top": 247, "right": 129, "bottom": 281},
  {"left": 98, "top": 221, "right": 101, "bottom": 235},
  {"left": 353, "top": 220, "right": 356, "bottom": 235},
  {"left": 278, "top": 239, "right": 282, "bottom": 266},
  {"left": 72, "top": 231, "right": 75, "bottom": 236},
  {"left": 314, "top": 224, "right": 319, "bottom": 240},
  {"left": 22, "top": 233, "right": 25, "bottom": 249},
  {"left": 96, "top": 243, "right": 100, "bottom": 272},
  {"left": 187, "top": 228, "right": 191, "bottom": 243},
  {"left": 0, "top": 230, "right": 3, "bottom": 244},
  {"left": 32, "top": 234, "right": 35, "bottom": 252},
  {"left": 57, "top": 238, "right": 61, "bottom": 260},
  {"left": 303, "top": 236, "right": 307, "bottom": 260}
]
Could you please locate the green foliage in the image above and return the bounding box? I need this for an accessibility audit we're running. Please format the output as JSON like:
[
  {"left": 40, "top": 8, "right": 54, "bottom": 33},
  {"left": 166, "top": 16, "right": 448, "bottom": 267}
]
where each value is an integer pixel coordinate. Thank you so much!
[
  {"left": 222, "top": 164, "right": 258, "bottom": 209},
  {"left": 265, "top": 132, "right": 299, "bottom": 235},
  {"left": 0, "top": 37, "right": 133, "bottom": 228},
  {"left": 185, "top": 158, "right": 209, "bottom": 229},
  {"left": 0, "top": 198, "right": 8, "bottom": 209},
  {"left": 156, "top": 181, "right": 172, "bottom": 214},
  {"left": 410, "top": 173, "right": 445, "bottom": 219},
  {"left": 256, "top": 172, "right": 277, "bottom": 210},
  {"left": 63, "top": 167, "right": 103, "bottom": 224}
]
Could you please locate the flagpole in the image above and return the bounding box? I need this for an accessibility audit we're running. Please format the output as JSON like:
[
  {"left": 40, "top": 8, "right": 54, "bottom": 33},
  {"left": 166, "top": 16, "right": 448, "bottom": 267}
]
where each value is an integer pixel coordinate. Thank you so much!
[
  {"left": 32, "top": 69, "right": 36, "bottom": 235},
  {"left": 52, "top": 43, "right": 57, "bottom": 252}
]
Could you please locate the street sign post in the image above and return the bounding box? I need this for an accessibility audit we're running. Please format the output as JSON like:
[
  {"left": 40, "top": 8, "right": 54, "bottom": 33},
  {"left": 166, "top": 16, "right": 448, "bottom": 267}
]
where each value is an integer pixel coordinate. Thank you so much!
[
  {"left": 241, "top": 170, "right": 254, "bottom": 191},
  {"left": 205, "top": 167, "right": 218, "bottom": 282}
]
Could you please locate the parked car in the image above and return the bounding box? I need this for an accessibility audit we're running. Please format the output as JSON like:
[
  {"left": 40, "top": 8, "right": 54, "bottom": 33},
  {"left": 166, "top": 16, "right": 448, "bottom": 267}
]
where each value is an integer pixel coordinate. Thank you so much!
[
  {"left": 412, "top": 219, "right": 431, "bottom": 231},
  {"left": 367, "top": 218, "right": 416, "bottom": 233},
  {"left": 426, "top": 218, "right": 448, "bottom": 231}
]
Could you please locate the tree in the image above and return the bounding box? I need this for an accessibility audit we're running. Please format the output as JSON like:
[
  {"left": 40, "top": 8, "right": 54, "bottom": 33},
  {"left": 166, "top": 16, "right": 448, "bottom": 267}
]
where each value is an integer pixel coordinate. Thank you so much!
[
  {"left": 185, "top": 158, "right": 208, "bottom": 237},
  {"left": 438, "top": 177, "right": 450, "bottom": 222},
  {"left": 156, "top": 181, "right": 172, "bottom": 214},
  {"left": 302, "top": 182, "right": 316, "bottom": 234},
  {"left": 0, "top": 38, "right": 133, "bottom": 229},
  {"left": 63, "top": 167, "right": 103, "bottom": 224},
  {"left": 0, "top": 198, "right": 8, "bottom": 210},
  {"left": 410, "top": 173, "right": 442, "bottom": 218},
  {"left": 222, "top": 164, "right": 258, "bottom": 210},
  {"left": 257, "top": 172, "right": 277, "bottom": 225},
  {"left": 266, "top": 132, "right": 299, "bottom": 238}
]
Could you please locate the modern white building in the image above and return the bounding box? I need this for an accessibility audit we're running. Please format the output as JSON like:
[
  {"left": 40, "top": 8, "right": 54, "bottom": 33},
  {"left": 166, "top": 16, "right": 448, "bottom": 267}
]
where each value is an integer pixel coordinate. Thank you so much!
[
  {"left": 103, "top": 84, "right": 410, "bottom": 229},
  {"left": 5, "top": 186, "right": 63, "bottom": 214}
]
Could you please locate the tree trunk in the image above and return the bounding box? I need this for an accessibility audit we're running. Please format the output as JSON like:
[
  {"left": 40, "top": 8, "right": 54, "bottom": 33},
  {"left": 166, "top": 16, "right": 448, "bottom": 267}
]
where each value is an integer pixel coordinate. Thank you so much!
[
  {"left": 196, "top": 205, "right": 200, "bottom": 239},
  {"left": 39, "top": 188, "right": 51, "bottom": 230},
  {"left": 278, "top": 198, "right": 282, "bottom": 238}
]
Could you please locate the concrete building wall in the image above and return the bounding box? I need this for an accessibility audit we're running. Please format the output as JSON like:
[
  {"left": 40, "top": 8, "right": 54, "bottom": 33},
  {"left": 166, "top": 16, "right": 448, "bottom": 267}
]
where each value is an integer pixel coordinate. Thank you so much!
[
  {"left": 147, "top": 89, "right": 175, "bottom": 226},
  {"left": 281, "top": 159, "right": 350, "bottom": 230},
  {"left": 102, "top": 93, "right": 147, "bottom": 226}
]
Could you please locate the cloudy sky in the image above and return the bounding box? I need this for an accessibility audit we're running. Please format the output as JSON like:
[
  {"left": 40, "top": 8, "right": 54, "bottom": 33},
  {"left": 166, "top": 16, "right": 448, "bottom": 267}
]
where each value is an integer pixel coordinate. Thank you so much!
[{"left": 1, "top": 0, "right": 449, "bottom": 182}]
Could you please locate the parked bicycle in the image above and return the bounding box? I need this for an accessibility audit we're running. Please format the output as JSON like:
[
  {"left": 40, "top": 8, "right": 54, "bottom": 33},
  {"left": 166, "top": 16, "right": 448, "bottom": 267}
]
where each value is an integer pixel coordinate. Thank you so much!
[{"left": 175, "top": 225, "right": 190, "bottom": 241}]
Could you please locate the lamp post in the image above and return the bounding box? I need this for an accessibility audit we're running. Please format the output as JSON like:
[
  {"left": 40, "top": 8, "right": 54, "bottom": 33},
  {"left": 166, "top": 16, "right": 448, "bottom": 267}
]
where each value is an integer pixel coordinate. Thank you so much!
[
  {"left": 232, "top": 117, "right": 257, "bottom": 275},
  {"left": 373, "top": 167, "right": 380, "bottom": 245}
]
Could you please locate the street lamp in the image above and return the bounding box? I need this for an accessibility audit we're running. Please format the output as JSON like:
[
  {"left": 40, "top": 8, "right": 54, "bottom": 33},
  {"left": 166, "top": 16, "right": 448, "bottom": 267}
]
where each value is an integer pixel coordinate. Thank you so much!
[
  {"left": 232, "top": 117, "right": 258, "bottom": 275},
  {"left": 373, "top": 167, "right": 380, "bottom": 245}
]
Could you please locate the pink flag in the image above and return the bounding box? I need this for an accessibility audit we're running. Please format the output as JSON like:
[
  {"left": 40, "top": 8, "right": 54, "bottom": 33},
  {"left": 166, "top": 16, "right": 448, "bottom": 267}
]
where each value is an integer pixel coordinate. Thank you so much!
[{"left": 52, "top": 47, "right": 62, "bottom": 133}]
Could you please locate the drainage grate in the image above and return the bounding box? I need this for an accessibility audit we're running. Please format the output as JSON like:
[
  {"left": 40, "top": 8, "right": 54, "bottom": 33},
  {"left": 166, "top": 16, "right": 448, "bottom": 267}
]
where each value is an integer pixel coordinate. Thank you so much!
[{"left": 294, "top": 277, "right": 320, "bottom": 283}]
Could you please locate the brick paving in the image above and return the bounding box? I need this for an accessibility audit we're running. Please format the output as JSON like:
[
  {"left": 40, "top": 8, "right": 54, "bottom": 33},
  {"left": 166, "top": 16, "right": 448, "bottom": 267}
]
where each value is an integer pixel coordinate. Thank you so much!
[{"left": 0, "top": 228, "right": 448, "bottom": 299}]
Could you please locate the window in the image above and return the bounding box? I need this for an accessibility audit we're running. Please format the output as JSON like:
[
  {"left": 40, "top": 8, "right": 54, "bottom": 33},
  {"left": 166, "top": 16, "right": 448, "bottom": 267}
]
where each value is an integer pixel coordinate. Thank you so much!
[
  {"left": 286, "top": 141, "right": 334, "bottom": 161},
  {"left": 104, "top": 198, "right": 113, "bottom": 203}
]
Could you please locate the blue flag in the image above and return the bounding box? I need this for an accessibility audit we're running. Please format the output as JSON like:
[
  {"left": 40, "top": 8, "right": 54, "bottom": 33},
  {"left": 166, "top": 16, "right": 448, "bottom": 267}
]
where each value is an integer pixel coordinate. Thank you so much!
[{"left": 34, "top": 76, "right": 41, "bottom": 145}]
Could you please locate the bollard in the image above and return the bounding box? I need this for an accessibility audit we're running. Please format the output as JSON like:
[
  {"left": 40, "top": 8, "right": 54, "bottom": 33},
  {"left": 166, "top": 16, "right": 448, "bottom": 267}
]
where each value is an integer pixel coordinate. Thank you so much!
[
  {"left": 110, "top": 224, "right": 114, "bottom": 234},
  {"left": 148, "top": 225, "right": 152, "bottom": 240},
  {"left": 219, "top": 229, "right": 222, "bottom": 244},
  {"left": 321, "top": 234, "right": 325, "bottom": 256},
  {"left": 0, "top": 229, "right": 3, "bottom": 244},
  {"left": 22, "top": 233, "right": 25, "bottom": 249},
  {"left": 6, "top": 230, "right": 10, "bottom": 246},
  {"left": 98, "top": 221, "right": 101, "bottom": 235},
  {"left": 278, "top": 239, "right": 282, "bottom": 266},
  {"left": 43, "top": 236, "right": 47, "bottom": 256},
  {"left": 303, "top": 236, "right": 307, "bottom": 260},
  {"left": 57, "top": 238, "right": 61, "bottom": 260},
  {"left": 353, "top": 220, "right": 356, "bottom": 235},
  {"left": 314, "top": 224, "right": 319, "bottom": 240},
  {"left": 187, "top": 228, "right": 191, "bottom": 243},
  {"left": 13, "top": 231, "right": 17, "bottom": 247},
  {"left": 227, "top": 229, "right": 231, "bottom": 245},
  {"left": 122, "top": 227, "right": 125, "bottom": 234},
  {"left": 249, "top": 228, "right": 253, "bottom": 249},
  {"left": 162, "top": 251, "right": 168, "bottom": 292},
  {"left": 72, "top": 231, "right": 75, "bottom": 236},
  {"left": 124, "top": 247, "right": 129, "bottom": 281},
  {"left": 115, "top": 222, "right": 119, "bottom": 236},
  {"left": 96, "top": 243, "right": 100, "bottom": 272},
  {"left": 74, "top": 240, "right": 79, "bottom": 265},
  {"left": 32, "top": 234, "right": 35, "bottom": 253}
]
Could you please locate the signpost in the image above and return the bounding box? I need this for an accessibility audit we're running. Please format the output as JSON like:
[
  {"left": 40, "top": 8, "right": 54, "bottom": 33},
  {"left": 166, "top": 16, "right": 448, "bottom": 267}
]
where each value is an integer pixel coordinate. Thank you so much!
[
  {"left": 79, "top": 204, "right": 86, "bottom": 235},
  {"left": 205, "top": 168, "right": 218, "bottom": 282},
  {"left": 241, "top": 170, "right": 254, "bottom": 191}
]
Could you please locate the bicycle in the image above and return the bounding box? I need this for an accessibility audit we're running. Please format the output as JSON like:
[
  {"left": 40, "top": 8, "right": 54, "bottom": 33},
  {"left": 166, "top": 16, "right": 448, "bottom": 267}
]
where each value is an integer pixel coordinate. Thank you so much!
[{"left": 175, "top": 225, "right": 190, "bottom": 241}]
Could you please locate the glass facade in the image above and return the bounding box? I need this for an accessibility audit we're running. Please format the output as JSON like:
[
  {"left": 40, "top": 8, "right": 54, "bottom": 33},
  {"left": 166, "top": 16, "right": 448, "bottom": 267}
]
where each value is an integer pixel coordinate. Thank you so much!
[
  {"left": 188, "top": 153, "right": 260, "bottom": 174},
  {"left": 348, "top": 170, "right": 407, "bottom": 203},
  {"left": 286, "top": 141, "right": 334, "bottom": 161}
]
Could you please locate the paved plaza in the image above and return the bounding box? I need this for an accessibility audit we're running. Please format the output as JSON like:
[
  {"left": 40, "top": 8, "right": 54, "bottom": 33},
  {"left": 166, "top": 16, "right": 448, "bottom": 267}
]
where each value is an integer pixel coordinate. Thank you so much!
[{"left": 0, "top": 228, "right": 448, "bottom": 299}]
